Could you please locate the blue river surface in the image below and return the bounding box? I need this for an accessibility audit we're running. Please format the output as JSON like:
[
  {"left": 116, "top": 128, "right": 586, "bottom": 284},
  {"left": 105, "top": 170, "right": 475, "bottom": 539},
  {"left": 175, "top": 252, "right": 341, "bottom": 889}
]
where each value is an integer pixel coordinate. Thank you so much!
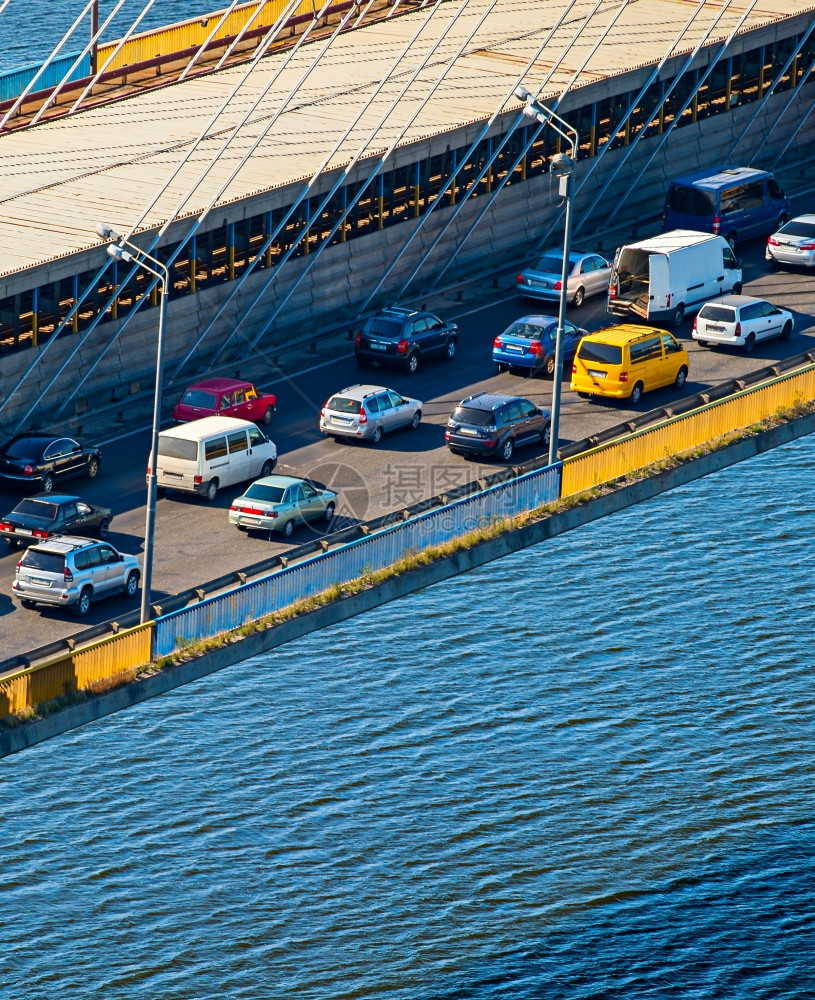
[
  {"left": 0, "top": 0, "right": 210, "bottom": 72},
  {"left": 2, "top": 435, "right": 815, "bottom": 999}
]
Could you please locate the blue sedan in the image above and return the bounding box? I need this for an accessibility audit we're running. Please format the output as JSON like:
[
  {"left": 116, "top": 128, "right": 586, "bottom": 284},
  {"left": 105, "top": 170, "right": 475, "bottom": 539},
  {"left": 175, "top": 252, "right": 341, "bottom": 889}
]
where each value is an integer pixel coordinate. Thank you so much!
[{"left": 493, "top": 315, "right": 587, "bottom": 378}]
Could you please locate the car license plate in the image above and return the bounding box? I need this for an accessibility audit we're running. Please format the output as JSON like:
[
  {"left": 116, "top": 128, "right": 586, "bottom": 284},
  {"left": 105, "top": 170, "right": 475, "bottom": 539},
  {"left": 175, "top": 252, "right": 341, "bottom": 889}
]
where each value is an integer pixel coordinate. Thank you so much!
[
  {"left": 588, "top": 369, "right": 607, "bottom": 378},
  {"left": 29, "top": 576, "right": 51, "bottom": 586},
  {"left": 458, "top": 428, "right": 478, "bottom": 437},
  {"left": 370, "top": 342, "right": 387, "bottom": 351},
  {"left": 332, "top": 416, "right": 351, "bottom": 425},
  {"left": 244, "top": 517, "right": 262, "bottom": 525},
  {"left": 164, "top": 470, "right": 182, "bottom": 478},
  {"left": 16, "top": 528, "right": 32, "bottom": 536},
  {"left": 707, "top": 324, "right": 725, "bottom": 332},
  {"left": 505, "top": 345, "right": 523, "bottom": 353}
]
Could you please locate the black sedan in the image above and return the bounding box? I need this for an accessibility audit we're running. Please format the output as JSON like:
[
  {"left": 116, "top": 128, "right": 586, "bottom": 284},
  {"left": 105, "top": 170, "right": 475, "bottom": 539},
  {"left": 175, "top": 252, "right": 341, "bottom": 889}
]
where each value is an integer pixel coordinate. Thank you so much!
[
  {"left": 0, "top": 434, "right": 101, "bottom": 493},
  {"left": 0, "top": 494, "right": 113, "bottom": 546}
]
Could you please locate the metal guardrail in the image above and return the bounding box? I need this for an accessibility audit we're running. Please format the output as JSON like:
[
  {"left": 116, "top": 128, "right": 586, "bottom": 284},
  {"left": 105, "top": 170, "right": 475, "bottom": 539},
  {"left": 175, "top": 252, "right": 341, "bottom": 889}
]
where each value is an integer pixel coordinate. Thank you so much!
[{"left": 0, "top": 53, "right": 91, "bottom": 103}]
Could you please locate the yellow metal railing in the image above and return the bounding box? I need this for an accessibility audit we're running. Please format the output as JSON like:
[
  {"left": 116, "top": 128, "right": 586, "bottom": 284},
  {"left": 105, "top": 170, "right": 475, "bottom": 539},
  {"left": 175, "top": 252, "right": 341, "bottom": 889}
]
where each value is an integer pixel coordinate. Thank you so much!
[
  {"left": 562, "top": 364, "right": 815, "bottom": 498},
  {"left": 0, "top": 624, "right": 153, "bottom": 718},
  {"left": 96, "top": 1, "right": 336, "bottom": 71}
]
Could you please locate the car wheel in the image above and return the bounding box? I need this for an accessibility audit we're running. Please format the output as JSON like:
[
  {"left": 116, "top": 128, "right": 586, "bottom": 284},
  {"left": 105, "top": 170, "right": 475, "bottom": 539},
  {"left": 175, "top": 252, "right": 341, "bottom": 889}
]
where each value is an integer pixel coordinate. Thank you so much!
[
  {"left": 577, "top": 391, "right": 592, "bottom": 400},
  {"left": 500, "top": 437, "right": 514, "bottom": 461},
  {"left": 778, "top": 212, "right": 789, "bottom": 229},
  {"left": 732, "top": 282, "right": 742, "bottom": 295},
  {"left": 410, "top": 410, "right": 421, "bottom": 431},
  {"left": 543, "top": 354, "right": 556, "bottom": 378},
  {"left": 371, "top": 425, "right": 383, "bottom": 445},
  {"left": 674, "top": 365, "right": 688, "bottom": 390},
  {"left": 236, "top": 525, "right": 248, "bottom": 532},
  {"left": 542, "top": 421, "right": 552, "bottom": 450},
  {"left": 697, "top": 340, "right": 709, "bottom": 348},
  {"left": 260, "top": 460, "right": 274, "bottom": 477},
  {"left": 672, "top": 303, "right": 685, "bottom": 327},
  {"left": 86, "top": 456, "right": 99, "bottom": 479},
  {"left": 282, "top": 519, "right": 295, "bottom": 539},
  {"left": 406, "top": 352, "right": 419, "bottom": 375},
  {"left": 444, "top": 338, "right": 457, "bottom": 361},
  {"left": 204, "top": 479, "right": 218, "bottom": 502},
  {"left": 726, "top": 232, "right": 737, "bottom": 250},
  {"left": 572, "top": 286, "right": 585, "bottom": 308},
  {"left": 630, "top": 382, "right": 644, "bottom": 405},
  {"left": 20, "top": 599, "right": 36, "bottom": 610},
  {"left": 781, "top": 321, "right": 793, "bottom": 340},
  {"left": 39, "top": 472, "right": 55, "bottom": 493},
  {"left": 96, "top": 517, "right": 110, "bottom": 539},
  {"left": 324, "top": 502, "right": 336, "bottom": 523},
  {"left": 495, "top": 363, "right": 506, "bottom": 374},
  {"left": 261, "top": 406, "right": 274, "bottom": 426},
  {"left": 124, "top": 571, "right": 139, "bottom": 598},
  {"left": 743, "top": 332, "right": 756, "bottom": 353},
  {"left": 73, "top": 588, "right": 92, "bottom": 618}
]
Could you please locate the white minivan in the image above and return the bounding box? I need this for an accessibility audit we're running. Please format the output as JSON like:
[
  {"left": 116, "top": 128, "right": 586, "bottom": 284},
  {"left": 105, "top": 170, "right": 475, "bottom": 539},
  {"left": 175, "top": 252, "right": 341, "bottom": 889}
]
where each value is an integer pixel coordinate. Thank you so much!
[
  {"left": 608, "top": 230, "right": 742, "bottom": 327},
  {"left": 155, "top": 415, "right": 277, "bottom": 501}
]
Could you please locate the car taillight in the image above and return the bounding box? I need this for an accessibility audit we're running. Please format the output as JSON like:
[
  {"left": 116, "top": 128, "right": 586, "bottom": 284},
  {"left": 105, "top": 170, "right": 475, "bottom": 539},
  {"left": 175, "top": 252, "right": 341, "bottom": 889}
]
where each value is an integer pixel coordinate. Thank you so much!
[
  {"left": 735, "top": 322, "right": 741, "bottom": 337},
  {"left": 444, "top": 430, "right": 451, "bottom": 440},
  {"left": 528, "top": 341, "right": 542, "bottom": 355},
  {"left": 609, "top": 286, "right": 616, "bottom": 299},
  {"left": 63, "top": 567, "right": 73, "bottom": 582},
  {"left": 359, "top": 407, "right": 368, "bottom": 424},
  {"left": 693, "top": 316, "right": 697, "bottom": 332},
  {"left": 767, "top": 236, "right": 780, "bottom": 246},
  {"left": 516, "top": 274, "right": 524, "bottom": 284},
  {"left": 493, "top": 337, "right": 502, "bottom": 348},
  {"left": 23, "top": 464, "right": 33, "bottom": 477},
  {"left": 396, "top": 338, "right": 408, "bottom": 355},
  {"left": 146, "top": 465, "right": 152, "bottom": 475},
  {"left": 355, "top": 332, "right": 361, "bottom": 346},
  {"left": 572, "top": 363, "right": 577, "bottom": 373},
  {"left": 619, "top": 372, "right": 629, "bottom": 383},
  {"left": 194, "top": 475, "right": 203, "bottom": 485},
  {"left": 799, "top": 241, "right": 815, "bottom": 250},
  {"left": 552, "top": 280, "right": 562, "bottom": 291},
  {"left": 0, "top": 523, "right": 11, "bottom": 533},
  {"left": 666, "top": 293, "right": 671, "bottom": 307},
  {"left": 320, "top": 406, "right": 326, "bottom": 418},
  {"left": 712, "top": 215, "right": 721, "bottom": 234},
  {"left": 32, "top": 529, "right": 50, "bottom": 538}
]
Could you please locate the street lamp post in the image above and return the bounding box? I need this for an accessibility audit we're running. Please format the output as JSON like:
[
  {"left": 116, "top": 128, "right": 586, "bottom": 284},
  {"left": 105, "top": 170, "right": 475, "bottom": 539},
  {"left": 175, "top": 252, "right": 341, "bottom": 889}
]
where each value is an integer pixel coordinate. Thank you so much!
[
  {"left": 515, "top": 86, "right": 577, "bottom": 466},
  {"left": 96, "top": 223, "right": 169, "bottom": 624}
]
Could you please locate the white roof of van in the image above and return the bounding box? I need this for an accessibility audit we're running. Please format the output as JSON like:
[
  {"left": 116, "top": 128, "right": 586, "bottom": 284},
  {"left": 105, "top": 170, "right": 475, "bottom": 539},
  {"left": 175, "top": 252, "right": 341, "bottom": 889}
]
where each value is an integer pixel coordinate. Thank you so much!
[
  {"left": 159, "top": 415, "right": 257, "bottom": 438},
  {"left": 621, "top": 230, "right": 722, "bottom": 253}
]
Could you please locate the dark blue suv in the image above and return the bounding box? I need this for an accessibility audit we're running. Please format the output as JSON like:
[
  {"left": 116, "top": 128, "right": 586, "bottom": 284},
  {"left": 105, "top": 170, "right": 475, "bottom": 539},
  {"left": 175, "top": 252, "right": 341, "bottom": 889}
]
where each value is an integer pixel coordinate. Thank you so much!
[
  {"left": 355, "top": 306, "right": 458, "bottom": 375},
  {"left": 445, "top": 392, "right": 551, "bottom": 462}
]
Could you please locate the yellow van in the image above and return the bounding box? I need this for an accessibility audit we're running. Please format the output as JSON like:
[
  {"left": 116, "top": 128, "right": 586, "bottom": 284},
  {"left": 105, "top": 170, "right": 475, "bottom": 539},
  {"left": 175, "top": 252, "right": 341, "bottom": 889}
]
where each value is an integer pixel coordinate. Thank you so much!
[{"left": 570, "top": 324, "right": 689, "bottom": 405}]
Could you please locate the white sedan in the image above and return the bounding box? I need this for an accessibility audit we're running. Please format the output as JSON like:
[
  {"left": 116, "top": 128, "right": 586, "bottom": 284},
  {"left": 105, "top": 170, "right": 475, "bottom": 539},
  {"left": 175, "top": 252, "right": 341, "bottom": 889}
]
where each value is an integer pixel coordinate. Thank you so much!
[
  {"left": 693, "top": 295, "right": 793, "bottom": 353},
  {"left": 766, "top": 214, "right": 815, "bottom": 268}
]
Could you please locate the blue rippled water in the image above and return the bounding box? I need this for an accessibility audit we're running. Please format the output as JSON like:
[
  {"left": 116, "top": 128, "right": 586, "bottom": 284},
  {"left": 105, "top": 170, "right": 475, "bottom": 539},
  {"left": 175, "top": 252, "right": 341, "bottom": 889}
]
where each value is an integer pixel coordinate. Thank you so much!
[{"left": 2, "top": 436, "right": 815, "bottom": 998}]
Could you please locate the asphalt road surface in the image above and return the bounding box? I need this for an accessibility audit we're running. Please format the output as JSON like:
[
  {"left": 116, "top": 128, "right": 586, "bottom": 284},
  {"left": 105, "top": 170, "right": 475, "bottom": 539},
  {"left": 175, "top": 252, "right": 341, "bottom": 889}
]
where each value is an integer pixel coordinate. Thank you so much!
[{"left": 2, "top": 227, "right": 814, "bottom": 661}]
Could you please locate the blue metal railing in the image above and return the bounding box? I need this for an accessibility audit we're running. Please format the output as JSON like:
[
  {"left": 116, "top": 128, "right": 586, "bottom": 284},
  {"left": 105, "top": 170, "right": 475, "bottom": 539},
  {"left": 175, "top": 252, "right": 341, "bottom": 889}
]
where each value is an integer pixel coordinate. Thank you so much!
[
  {"left": 153, "top": 462, "right": 562, "bottom": 657},
  {"left": 0, "top": 53, "right": 91, "bottom": 103}
]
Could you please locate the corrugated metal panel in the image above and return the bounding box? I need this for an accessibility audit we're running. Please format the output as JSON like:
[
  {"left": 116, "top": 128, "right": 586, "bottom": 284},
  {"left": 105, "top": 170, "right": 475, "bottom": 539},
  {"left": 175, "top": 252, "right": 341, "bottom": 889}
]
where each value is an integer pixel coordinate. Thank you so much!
[
  {"left": 561, "top": 365, "right": 815, "bottom": 497},
  {"left": 0, "top": 624, "right": 153, "bottom": 718},
  {"left": 1, "top": 0, "right": 812, "bottom": 276},
  {"left": 0, "top": 53, "right": 91, "bottom": 103},
  {"left": 154, "top": 462, "right": 562, "bottom": 656}
]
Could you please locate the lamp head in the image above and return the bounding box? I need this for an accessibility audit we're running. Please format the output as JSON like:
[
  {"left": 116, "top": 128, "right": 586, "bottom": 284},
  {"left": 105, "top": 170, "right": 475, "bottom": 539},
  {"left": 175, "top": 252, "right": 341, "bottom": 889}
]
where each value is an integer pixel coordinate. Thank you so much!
[
  {"left": 514, "top": 85, "right": 532, "bottom": 104},
  {"left": 96, "top": 222, "right": 121, "bottom": 242},
  {"left": 106, "top": 244, "right": 134, "bottom": 263},
  {"left": 549, "top": 152, "right": 575, "bottom": 175}
]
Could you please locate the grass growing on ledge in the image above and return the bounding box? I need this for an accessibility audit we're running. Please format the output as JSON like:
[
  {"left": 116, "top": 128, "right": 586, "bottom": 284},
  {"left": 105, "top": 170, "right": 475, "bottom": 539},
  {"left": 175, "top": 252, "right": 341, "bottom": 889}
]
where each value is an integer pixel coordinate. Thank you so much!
[{"left": 4, "top": 396, "right": 814, "bottom": 730}]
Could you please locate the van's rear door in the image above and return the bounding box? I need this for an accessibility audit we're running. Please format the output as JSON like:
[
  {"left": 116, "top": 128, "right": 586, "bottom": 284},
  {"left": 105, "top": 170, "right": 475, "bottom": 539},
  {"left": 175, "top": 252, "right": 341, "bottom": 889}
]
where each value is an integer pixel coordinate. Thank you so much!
[{"left": 646, "top": 253, "right": 670, "bottom": 318}]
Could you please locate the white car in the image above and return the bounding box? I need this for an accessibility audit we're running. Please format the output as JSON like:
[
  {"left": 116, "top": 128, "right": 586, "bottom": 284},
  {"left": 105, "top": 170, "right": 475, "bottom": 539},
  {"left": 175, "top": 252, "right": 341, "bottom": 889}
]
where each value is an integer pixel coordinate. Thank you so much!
[
  {"left": 766, "top": 214, "right": 815, "bottom": 268},
  {"left": 693, "top": 295, "right": 793, "bottom": 353},
  {"left": 320, "top": 384, "right": 422, "bottom": 444}
]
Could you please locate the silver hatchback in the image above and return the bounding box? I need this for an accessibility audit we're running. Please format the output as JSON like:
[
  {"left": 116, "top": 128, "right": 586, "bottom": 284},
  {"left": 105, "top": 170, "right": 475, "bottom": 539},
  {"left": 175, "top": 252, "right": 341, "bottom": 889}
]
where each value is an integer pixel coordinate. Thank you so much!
[
  {"left": 12, "top": 535, "right": 141, "bottom": 617},
  {"left": 320, "top": 384, "right": 422, "bottom": 444}
]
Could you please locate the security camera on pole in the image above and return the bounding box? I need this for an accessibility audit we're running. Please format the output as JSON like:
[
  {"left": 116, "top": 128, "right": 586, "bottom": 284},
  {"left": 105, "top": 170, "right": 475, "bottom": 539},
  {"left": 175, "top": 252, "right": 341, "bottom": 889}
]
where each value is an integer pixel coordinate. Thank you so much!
[{"left": 515, "top": 86, "right": 577, "bottom": 467}]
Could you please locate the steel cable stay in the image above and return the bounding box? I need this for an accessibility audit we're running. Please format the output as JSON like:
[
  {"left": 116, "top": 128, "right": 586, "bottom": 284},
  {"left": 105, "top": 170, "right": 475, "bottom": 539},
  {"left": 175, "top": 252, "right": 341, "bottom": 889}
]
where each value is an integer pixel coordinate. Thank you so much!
[
  {"left": 169, "top": 0, "right": 453, "bottom": 381},
  {"left": 771, "top": 78, "right": 815, "bottom": 168},
  {"left": 568, "top": 0, "right": 740, "bottom": 240},
  {"left": 752, "top": 55, "right": 815, "bottom": 167},
  {"left": 424, "top": 0, "right": 619, "bottom": 292},
  {"left": 7, "top": 0, "right": 351, "bottom": 429},
  {"left": 359, "top": 0, "right": 586, "bottom": 310},
  {"left": 230, "top": 0, "right": 502, "bottom": 363},
  {"left": 50, "top": 0, "right": 388, "bottom": 424},
  {"left": 179, "top": 0, "right": 246, "bottom": 82},
  {"left": 214, "top": 0, "right": 276, "bottom": 73}
]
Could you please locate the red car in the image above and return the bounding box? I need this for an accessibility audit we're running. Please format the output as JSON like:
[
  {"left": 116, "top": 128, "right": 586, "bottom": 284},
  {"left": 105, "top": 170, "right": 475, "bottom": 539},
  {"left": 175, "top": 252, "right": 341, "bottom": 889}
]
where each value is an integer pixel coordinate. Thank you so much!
[{"left": 172, "top": 378, "right": 277, "bottom": 425}]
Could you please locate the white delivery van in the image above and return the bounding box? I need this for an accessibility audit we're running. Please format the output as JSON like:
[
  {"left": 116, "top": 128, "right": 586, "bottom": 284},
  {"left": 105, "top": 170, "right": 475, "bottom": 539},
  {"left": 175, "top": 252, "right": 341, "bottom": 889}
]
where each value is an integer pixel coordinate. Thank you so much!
[
  {"left": 155, "top": 415, "right": 277, "bottom": 502},
  {"left": 607, "top": 229, "right": 742, "bottom": 327}
]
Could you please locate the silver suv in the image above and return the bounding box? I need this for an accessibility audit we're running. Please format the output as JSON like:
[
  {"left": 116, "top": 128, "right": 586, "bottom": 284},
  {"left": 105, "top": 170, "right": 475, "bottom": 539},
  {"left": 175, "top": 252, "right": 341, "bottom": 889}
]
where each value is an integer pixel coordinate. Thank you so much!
[
  {"left": 319, "top": 384, "right": 422, "bottom": 444},
  {"left": 13, "top": 535, "right": 140, "bottom": 617}
]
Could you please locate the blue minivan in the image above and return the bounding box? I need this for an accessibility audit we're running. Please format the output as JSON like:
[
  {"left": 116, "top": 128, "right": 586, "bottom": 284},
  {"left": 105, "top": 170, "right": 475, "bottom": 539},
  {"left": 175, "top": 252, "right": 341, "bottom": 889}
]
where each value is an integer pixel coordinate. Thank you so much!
[{"left": 663, "top": 165, "right": 789, "bottom": 248}]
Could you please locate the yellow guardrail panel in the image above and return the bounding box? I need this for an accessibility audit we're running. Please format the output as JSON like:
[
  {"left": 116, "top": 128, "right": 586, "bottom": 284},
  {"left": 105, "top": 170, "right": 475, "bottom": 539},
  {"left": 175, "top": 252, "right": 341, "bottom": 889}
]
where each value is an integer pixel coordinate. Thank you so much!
[
  {"left": 0, "top": 623, "right": 154, "bottom": 720},
  {"left": 562, "top": 366, "right": 815, "bottom": 498},
  {"left": 96, "top": 1, "right": 333, "bottom": 72}
]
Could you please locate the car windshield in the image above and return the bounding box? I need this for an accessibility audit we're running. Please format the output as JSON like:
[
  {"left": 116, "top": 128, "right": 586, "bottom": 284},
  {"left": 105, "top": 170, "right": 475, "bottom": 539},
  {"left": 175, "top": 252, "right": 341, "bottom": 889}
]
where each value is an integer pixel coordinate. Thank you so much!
[
  {"left": 363, "top": 318, "right": 401, "bottom": 339},
  {"left": 778, "top": 219, "right": 815, "bottom": 238},
  {"left": 20, "top": 549, "right": 64, "bottom": 572},
  {"left": 666, "top": 184, "right": 715, "bottom": 216},
  {"left": 4, "top": 437, "right": 45, "bottom": 458},
  {"left": 531, "top": 255, "right": 563, "bottom": 273},
  {"left": 326, "top": 396, "right": 360, "bottom": 413},
  {"left": 699, "top": 305, "right": 736, "bottom": 322},
  {"left": 577, "top": 342, "right": 622, "bottom": 365},
  {"left": 181, "top": 389, "right": 218, "bottom": 408},
  {"left": 13, "top": 499, "right": 57, "bottom": 519},
  {"left": 244, "top": 483, "right": 286, "bottom": 503},
  {"left": 453, "top": 406, "right": 496, "bottom": 427},
  {"left": 503, "top": 321, "right": 553, "bottom": 342}
]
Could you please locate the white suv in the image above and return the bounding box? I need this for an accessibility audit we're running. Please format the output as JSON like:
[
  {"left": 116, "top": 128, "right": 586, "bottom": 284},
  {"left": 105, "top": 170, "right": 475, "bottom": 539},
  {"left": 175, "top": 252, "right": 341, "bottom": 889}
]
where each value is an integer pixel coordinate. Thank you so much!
[
  {"left": 693, "top": 295, "right": 793, "bottom": 353},
  {"left": 13, "top": 536, "right": 140, "bottom": 617},
  {"left": 319, "top": 384, "right": 422, "bottom": 444}
]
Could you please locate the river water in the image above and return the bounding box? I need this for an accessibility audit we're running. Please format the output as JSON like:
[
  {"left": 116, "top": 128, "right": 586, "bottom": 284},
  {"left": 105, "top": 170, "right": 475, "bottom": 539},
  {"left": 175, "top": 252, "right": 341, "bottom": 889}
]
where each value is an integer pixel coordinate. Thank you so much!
[{"left": 2, "top": 435, "right": 815, "bottom": 998}]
